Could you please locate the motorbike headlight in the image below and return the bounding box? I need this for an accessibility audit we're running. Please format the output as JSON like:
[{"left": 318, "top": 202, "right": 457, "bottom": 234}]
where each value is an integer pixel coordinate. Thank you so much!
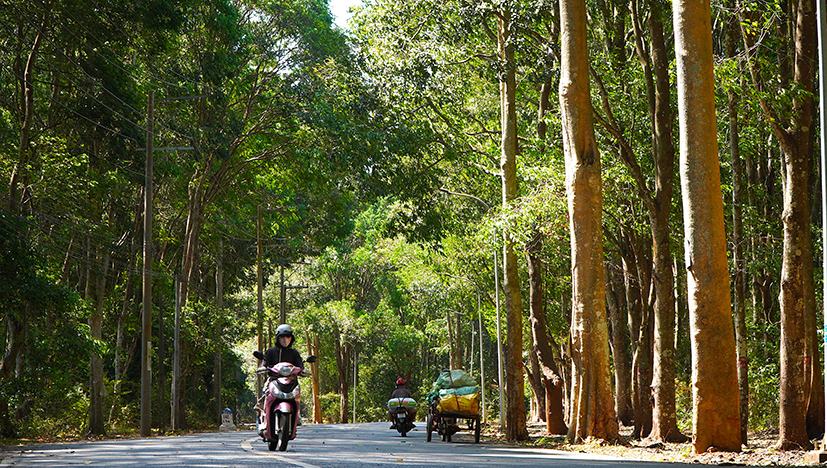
[
  {"left": 275, "top": 388, "right": 300, "bottom": 400},
  {"left": 278, "top": 365, "right": 293, "bottom": 377}
]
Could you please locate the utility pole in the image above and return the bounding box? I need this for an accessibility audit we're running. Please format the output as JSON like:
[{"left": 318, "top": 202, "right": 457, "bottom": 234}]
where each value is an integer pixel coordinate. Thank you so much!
[
  {"left": 137, "top": 93, "right": 200, "bottom": 434},
  {"left": 140, "top": 90, "right": 154, "bottom": 437},
  {"left": 280, "top": 265, "right": 285, "bottom": 324},
  {"left": 279, "top": 264, "right": 308, "bottom": 324},
  {"left": 256, "top": 206, "right": 264, "bottom": 398},
  {"left": 171, "top": 277, "right": 181, "bottom": 430}
]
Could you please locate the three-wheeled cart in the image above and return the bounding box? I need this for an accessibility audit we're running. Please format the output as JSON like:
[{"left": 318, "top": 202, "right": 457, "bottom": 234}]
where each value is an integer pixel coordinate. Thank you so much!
[{"left": 425, "top": 400, "right": 481, "bottom": 443}]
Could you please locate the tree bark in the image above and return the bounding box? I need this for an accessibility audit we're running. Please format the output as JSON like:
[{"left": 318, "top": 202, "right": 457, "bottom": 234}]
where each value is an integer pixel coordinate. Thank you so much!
[
  {"left": 87, "top": 248, "right": 109, "bottom": 437},
  {"left": 334, "top": 326, "right": 351, "bottom": 424},
  {"left": 560, "top": 0, "right": 618, "bottom": 443},
  {"left": 620, "top": 230, "right": 653, "bottom": 439},
  {"left": 673, "top": 0, "right": 742, "bottom": 451},
  {"left": 646, "top": 2, "right": 684, "bottom": 442},
  {"left": 526, "top": 232, "right": 568, "bottom": 434},
  {"left": 308, "top": 332, "right": 322, "bottom": 423},
  {"left": 725, "top": 1, "right": 749, "bottom": 444},
  {"left": 606, "top": 265, "right": 634, "bottom": 426},
  {"left": 497, "top": 6, "right": 528, "bottom": 442}
]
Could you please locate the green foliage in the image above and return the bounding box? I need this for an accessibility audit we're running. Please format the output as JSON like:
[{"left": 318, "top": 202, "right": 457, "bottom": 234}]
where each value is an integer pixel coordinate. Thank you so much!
[{"left": 319, "top": 393, "right": 342, "bottom": 423}]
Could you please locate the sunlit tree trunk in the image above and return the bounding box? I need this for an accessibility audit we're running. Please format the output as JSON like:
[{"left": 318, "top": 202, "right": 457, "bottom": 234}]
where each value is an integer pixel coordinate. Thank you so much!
[
  {"left": 724, "top": 1, "right": 749, "bottom": 444},
  {"left": 308, "top": 332, "right": 322, "bottom": 423},
  {"left": 673, "top": 0, "right": 741, "bottom": 451},
  {"left": 560, "top": 0, "right": 618, "bottom": 443},
  {"left": 497, "top": 6, "right": 528, "bottom": 442}
]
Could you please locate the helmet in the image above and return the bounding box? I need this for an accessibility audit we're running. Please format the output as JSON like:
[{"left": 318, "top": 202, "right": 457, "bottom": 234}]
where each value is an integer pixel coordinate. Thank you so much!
[
  {"left": 275, "top": 324, "right": 294, "bottom": 346},
  {"left": 396, "top": 378, "right": 405, "bottom": 386},
  {"left": 275, "top": 324, "right": 294, "bottom": 337}
]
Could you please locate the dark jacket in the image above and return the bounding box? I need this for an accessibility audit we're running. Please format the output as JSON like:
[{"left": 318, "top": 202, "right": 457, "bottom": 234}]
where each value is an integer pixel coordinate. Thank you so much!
[
  {"left": 390, "top": 387, "right": 412, "bottom": 399},
  {"left": 264, "top": 340, "right": 303, "bottom": 368}
]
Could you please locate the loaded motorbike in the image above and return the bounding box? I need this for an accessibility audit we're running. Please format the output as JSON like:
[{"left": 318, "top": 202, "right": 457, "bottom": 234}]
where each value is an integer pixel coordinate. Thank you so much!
[
  {"left": 253, "top": 350, "right": 317, "bottom": 451},
  {"left": 387, "top": 396, "right": 416, "bottom": 437}
]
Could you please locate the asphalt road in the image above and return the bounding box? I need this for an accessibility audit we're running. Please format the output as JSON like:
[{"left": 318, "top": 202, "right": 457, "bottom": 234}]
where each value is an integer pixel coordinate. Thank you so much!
[{"left": 0, "top": 422, "right": 677, "bottom": 468}]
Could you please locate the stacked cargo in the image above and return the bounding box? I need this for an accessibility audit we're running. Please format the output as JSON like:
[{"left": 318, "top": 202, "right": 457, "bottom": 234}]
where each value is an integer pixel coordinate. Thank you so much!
[{"left": 427, "top": 369, "right": 480, "bottom": 414}]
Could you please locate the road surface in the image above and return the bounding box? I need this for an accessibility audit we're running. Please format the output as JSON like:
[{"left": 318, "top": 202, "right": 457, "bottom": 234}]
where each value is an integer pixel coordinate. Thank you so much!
[{"left": 1, "top": 422, "right": 677, "bottom": 467}]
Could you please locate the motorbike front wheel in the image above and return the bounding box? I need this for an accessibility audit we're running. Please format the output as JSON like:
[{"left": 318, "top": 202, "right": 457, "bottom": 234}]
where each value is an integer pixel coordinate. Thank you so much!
[
  {"left": 278, "top": 413, "right": 292, "bottom": 451},
  {"left": 426, "top": 414, "right": 434, "bottom": 442}
]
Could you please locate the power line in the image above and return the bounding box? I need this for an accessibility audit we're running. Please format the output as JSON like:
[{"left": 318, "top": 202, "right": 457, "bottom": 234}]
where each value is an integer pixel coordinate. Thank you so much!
[{"left": 0, "top": 8, "right": 198, "bottom": 143}]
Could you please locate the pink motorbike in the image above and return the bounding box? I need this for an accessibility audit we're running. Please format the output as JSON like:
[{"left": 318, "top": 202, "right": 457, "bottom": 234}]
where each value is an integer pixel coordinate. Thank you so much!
[{"left": 253, "top": 350, "right": 317, "bottom": 451}]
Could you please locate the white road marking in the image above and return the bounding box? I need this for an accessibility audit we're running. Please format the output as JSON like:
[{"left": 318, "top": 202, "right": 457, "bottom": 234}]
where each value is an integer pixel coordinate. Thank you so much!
[{"left": 241, "top": 436, "right": 322, "bottom": 468}]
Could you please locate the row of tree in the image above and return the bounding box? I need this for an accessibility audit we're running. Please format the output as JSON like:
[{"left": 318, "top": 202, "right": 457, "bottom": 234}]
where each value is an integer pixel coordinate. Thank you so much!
[{"left": 348, "top": 0, "right": 819, "bottom": 452}]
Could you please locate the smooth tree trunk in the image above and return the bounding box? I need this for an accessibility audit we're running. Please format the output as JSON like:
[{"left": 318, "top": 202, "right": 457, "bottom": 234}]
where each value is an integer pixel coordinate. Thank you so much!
[
  {"left": 560, "top": 0, "right": 618, "bottom": 443},
  {"left": 645, "top": 2, "right": 685, "bottom": 444},
  {"left": 620, "top": 231, "right": 653, "bottom": 439},
  {"left": 334, "top": 327, "right": 351, "bottom": 424},
  {"left": 308, "top": 333, "right": 322, "bottom": 423},
  {"left": 672, "top": 0, "right": 741, "bottom": 452},
  {"left": 497, "top": 7, "right": 528, "bottom": 442},
  {"left": 606, "top": 266, "right": 634, "bottom": 426},
  {"left": 724, "top": 3, "right": 749, "bottom": 444}
]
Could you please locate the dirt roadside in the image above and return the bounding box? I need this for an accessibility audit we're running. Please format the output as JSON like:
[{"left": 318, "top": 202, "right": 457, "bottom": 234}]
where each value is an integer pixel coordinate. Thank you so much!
[{"left": 484, "top": 424, "right": 815, "bottom": 466}]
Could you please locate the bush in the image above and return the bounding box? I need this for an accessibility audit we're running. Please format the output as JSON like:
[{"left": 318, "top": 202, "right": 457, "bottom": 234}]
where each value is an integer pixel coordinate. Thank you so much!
[{"left": 319, "top": 393, "right": 341, "bottom": 423}]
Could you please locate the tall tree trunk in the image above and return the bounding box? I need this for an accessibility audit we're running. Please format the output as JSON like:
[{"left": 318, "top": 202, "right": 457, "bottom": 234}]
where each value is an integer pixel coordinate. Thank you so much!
[
  {"left": 739, "top": 0, "right": 817, "bottom": 450},
  {"left": 308, "top": 332, "right": 322, "bottom": 423},
  {"left": 620, "top": 231, "right": 653, "bottom": 439},
  {"left": 526, "top": 232, "right": 568, "bottom": 435},
  {"left": 673, "top": 0, "right": 742, "bottom": 451},
  {"left": 87, "top": 248, "right": 109, "bottom": 437},
  {"left": 334, "top": 327, "right": 351, "bottom": 424},
  {"left": 527, "top": 351, "right": 546, "bottom": 423},
  {"left": 560, "top": 0, "right": 618, "bottom": 443},
  {"left": 497, "top": 6, "right": 528, "bottom": 442},
  {"left": 606, "top": 265, "right": 634, "bottom": 426},
  {"left": 9, "top": 6, "right": 48, "bottom": 213},
  {"left": 725, "top": 1, "right": 749, "bottom": 444},
  {"left": 647, "top": 1, "right": 684, "bottom": 443}
]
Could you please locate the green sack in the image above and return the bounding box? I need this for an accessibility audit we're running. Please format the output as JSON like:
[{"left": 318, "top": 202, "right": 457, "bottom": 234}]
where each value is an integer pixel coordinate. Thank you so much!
[
  {"left": 438, "top": 385, "right": 480, "bottom": 398},
  {"left": 432, "top": 369, "right": 476, "bottom": 390}
]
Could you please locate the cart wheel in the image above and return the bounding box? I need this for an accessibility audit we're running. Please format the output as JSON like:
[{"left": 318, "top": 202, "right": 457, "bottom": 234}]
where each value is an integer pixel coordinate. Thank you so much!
[
  {"left": 446, "top": 429, "right": 452, "bottom": 443},
  {"left": 426, "top": 414, "right": 433, "bottom": 442},
  {"left": 474, "top": 418, "right": 481, "bottom": 443}
]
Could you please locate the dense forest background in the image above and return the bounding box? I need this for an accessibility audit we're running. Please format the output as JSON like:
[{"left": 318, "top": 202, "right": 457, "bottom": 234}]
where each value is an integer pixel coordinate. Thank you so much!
[{"left": 0, "top": 0, "right": 822, "bottom": 452}]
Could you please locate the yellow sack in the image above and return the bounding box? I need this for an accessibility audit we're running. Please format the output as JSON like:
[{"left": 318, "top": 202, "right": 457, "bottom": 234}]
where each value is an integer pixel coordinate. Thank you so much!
[{"left": 437, "top": 391, "right": 480, "bottom": 414}]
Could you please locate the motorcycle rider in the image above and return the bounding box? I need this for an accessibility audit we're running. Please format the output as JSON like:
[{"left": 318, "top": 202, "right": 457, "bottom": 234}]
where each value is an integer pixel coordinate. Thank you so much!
[
  {"left": 256, "top": 324, "right": 305, "bottom": 434},
  {"left": 264, "top": 324, "right": 303, "bottom": 368},
  {"left": 389, "top": 378, "right": 416, "bottom": 429}
]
